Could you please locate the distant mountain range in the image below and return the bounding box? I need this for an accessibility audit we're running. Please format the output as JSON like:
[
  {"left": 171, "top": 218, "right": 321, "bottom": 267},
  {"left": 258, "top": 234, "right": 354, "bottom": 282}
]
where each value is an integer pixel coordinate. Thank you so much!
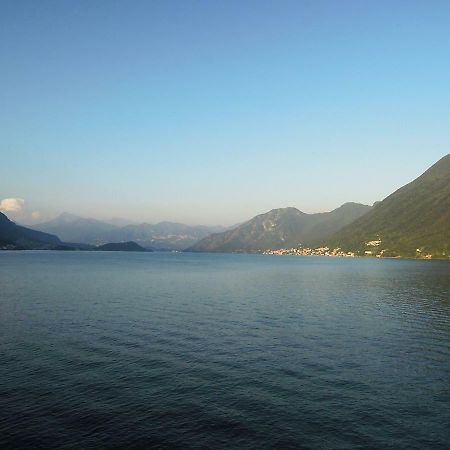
[
  {"left": 187, "top": 203, "right": 372, "bottom": 253},
  {"left": 3, "top": 154, "right": 449, "bottom": 258},
  {"left": 323, "top": 153, "right": 450, "bottom": 258},
  {"left": 33, "top": 213, "right": 118, "bottom": 244},
  {"left": 34, "top": 213, "right": 227, "bottom": 250},
  {"left": 102, "top": 221, "right": 227, "bottom": 250},
  {"left": 0, "top": 213, "right": 151, "bottom": 252}
]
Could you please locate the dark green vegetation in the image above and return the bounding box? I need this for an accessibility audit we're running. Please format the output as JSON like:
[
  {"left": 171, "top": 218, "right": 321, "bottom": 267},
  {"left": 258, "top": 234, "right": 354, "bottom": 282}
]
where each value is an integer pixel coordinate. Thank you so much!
[
  {"left": 0, "top": 212, "right": 62, "bottom": 249},
  {"left": 95, "top": 241, "right": 149, "bottom": 252},
  {"left": 35, "top": 214, "right": 226, "bottom": 251},
  {"left": 188, "top": 203, "right": 372, "bottom": 253},
  {"left": 324, "top": 154, "right": 450, "bottom": 258}
]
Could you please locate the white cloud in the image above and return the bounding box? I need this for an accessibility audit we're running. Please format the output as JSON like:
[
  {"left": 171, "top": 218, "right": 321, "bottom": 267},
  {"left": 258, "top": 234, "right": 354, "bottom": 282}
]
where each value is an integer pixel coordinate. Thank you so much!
[{"left": 0, "top": 198, "right": 25, "bottom": 212}]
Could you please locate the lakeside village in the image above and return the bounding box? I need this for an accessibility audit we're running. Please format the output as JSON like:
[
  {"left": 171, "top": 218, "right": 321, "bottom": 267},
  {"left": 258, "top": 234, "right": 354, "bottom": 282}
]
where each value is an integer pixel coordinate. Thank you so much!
[
  {"left": 263, "top": 246, "right": 356, "bottom": 257},
  {"left": 262, "top": 240, "right": 385, "bottom": 257},
  {"left": 262, "top": 239, "right": 436, "bottom": 259}
]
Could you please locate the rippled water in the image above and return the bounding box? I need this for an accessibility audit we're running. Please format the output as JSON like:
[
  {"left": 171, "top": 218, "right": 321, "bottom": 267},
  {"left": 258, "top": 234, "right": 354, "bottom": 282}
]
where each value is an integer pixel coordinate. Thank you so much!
[{"left": 0, "top": 252, "right": 449, "bottom": 449}]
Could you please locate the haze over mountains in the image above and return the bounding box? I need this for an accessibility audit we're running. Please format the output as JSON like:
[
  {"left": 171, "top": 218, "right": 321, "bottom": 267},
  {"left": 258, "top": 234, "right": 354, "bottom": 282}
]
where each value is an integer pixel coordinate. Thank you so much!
[
  {"left": 2, "top": 154, "right": 449, "bottom": 258},
  {"left": 33, "top": 213, "right": 117, "bottom": 244},
  {"left": 34, "top": 214, "right": 227, "bottom": 251}
]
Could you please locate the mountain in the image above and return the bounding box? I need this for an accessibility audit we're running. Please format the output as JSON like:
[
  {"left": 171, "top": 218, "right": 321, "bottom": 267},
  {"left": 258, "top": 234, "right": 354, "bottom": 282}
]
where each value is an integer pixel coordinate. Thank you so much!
[
  {"left": 187, "top": 203, "right": 372, "bottom": 253},
  {"left": 106, "top": 217, "right": 137, "bottom": 227},
  {"left": 34, "top": 213, "right": 118, "bottom": 244},
  {"left": 34, "top": 213, "right": 226, "bottom": 250},
  {"left": 95, "top": 241, "right": 149, "bottom": 252},
  {"left": 0, "top": 212, "right": 62, "bottom": 249},
  {"left": 103, "top": 221, "right": 227, "bottom": 250},
  {"left": 323, "top": 154, "right": 450, "bottom": 258}
]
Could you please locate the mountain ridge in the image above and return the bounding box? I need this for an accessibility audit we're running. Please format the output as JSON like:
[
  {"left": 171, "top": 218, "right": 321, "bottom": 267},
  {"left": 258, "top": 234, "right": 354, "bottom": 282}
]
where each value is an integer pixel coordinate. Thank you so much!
[
  {"left": 187, "top": 202, "right": 372, "bottom": 253},
  {"left": 34, "top": 214, "right": 228, "bottom": 250}
]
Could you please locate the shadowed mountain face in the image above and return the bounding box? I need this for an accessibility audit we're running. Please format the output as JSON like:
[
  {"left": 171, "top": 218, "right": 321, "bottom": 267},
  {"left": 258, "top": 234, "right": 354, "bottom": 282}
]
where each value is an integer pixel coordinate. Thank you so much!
[
  {"left": 187, "top": 203, "right": 372, "bottom": 253},
  {"left": 324, "top": 154, "right": 450, "bottom": 258},
  {"left": 0, "top": 212, "right": 61, "bottom": 249},
  {"left": 34, "top": 214, "right": 227, "bottom": 250}
]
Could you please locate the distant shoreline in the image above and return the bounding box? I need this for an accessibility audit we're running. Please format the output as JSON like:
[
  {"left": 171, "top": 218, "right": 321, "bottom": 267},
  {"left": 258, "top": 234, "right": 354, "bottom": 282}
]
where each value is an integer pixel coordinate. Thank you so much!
[{"left": 1, "top": 248, "right": 449, "bottom": 261}]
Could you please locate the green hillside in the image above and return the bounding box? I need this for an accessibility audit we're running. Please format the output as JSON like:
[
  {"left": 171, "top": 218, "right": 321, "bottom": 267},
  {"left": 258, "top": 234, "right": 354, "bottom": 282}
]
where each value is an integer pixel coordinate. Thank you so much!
[
  {"left": 323, "top": 154, "right": 450, "bottom": 258},
  {"left": 188, "top": 203, "right": 372, "bottom": 253}
]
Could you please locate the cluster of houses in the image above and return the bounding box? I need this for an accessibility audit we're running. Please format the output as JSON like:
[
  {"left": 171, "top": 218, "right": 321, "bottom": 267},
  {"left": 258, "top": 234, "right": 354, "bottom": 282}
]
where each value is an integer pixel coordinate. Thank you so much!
[
  {"left": 263, "top": 246, "right": 355, "bottom": 257},
  {"left": 364, "top": 239, "right": 382, "bottom": 256},
  {"left": 415, "top": 248, "right": 433, "bottom": 259}
]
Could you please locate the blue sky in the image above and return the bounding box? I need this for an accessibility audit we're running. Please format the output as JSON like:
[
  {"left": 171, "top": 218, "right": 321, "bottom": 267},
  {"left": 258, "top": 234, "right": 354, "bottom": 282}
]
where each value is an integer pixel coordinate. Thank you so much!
[{"left": 1, "top": 0, "right": 449, "bottom": 225}]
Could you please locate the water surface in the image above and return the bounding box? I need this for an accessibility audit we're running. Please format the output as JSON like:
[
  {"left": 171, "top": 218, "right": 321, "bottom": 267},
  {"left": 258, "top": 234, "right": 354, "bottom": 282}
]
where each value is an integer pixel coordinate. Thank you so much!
[{"left": 0, "top": 252, "right": 449, "bottom": 449}]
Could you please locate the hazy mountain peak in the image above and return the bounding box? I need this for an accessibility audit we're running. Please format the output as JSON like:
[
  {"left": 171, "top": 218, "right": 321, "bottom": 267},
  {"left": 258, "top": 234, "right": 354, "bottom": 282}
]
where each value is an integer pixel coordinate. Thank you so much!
[
  {"left": 34, "top": 213, "right": 118, "bottom": 244},
  {"left": 33, "top": 214, "right": 230, "bottom": 251},
  {"left": 107, "top": 217, "right": 137, "bottom": 227},
  {"left": 337, "top": 202, "right": 371, "bottom": 210},
  {"left": 266, "top": 207, "right": 304, "bottom": 215},
  {"left": 54, "top": 212, "right": 83, "bottom": 223}
]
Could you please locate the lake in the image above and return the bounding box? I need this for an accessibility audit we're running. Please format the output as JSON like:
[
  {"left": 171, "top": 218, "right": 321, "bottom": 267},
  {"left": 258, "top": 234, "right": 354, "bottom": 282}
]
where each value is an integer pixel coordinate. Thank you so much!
[{"left": 0, "top": 252, "right": 449, "bottom": 449}]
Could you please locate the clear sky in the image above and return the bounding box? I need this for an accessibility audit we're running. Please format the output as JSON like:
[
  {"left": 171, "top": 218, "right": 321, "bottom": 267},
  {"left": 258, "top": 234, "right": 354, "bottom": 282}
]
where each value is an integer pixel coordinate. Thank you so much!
[{"left": 1, "top": 0, "right": 449, "bottom": 225}]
